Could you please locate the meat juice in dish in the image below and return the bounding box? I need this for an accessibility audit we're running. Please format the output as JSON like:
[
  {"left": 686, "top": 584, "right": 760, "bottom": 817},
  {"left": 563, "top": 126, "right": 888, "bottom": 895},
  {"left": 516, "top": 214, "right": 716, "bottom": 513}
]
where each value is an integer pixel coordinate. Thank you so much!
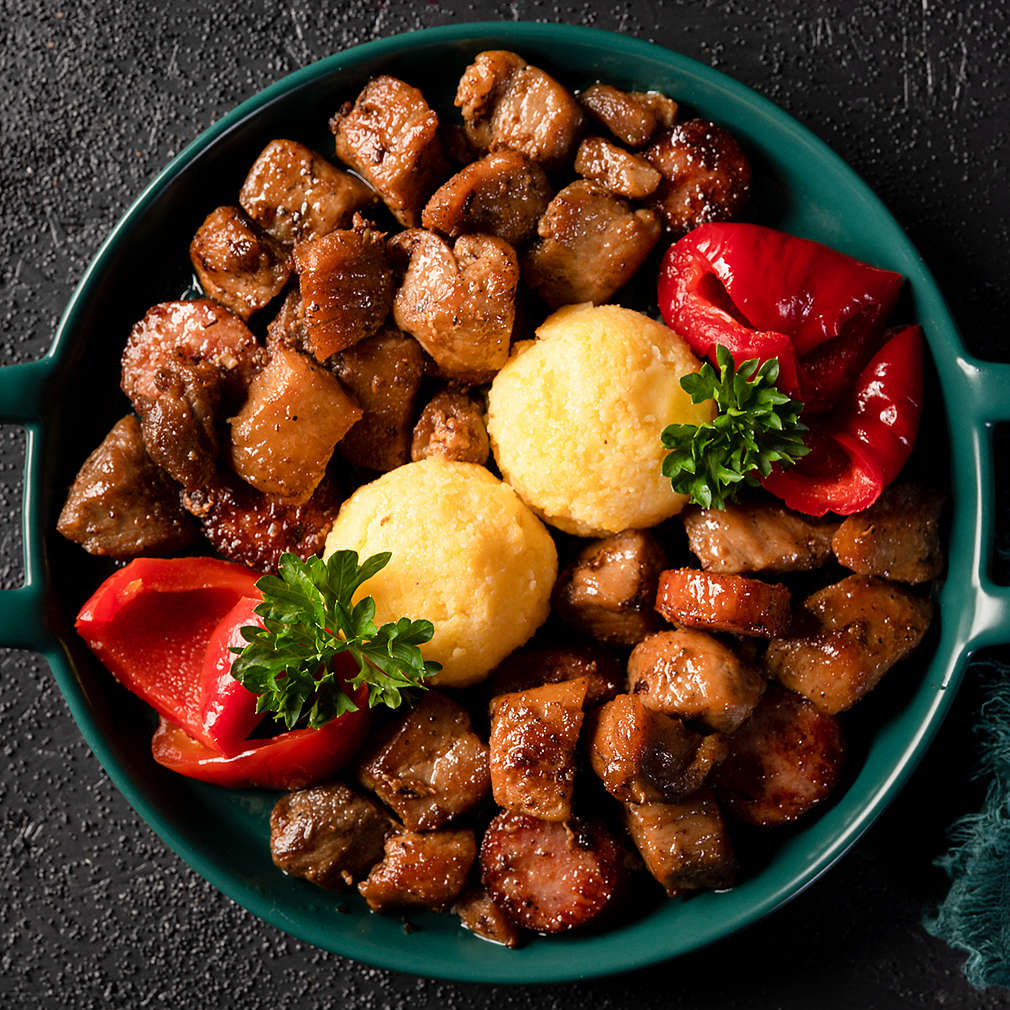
[{"left": 58, "top": 50, "right": 940, "bottom": 946}]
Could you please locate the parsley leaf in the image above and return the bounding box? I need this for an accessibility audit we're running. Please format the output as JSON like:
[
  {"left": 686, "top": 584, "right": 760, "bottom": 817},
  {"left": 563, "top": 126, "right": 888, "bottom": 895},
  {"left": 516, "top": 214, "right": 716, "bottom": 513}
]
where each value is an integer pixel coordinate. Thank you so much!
[
  {"left": 229, "top": 551, "right": 439, "bottom": 730},
  {"left": 661, "top": 345, "right": 809, "bottom": 510}
]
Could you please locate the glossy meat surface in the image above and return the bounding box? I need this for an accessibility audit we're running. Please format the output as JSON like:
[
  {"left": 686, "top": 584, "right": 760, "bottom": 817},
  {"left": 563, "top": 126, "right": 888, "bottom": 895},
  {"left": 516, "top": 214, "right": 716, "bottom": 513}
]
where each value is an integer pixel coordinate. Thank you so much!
[
  {"left": 578, "top": 84, "right": 678, "bottom": 148},
  {"left": 487, "top": 645, "right": 622, "bottom": 708},
  {"left": 574, "top": 136, "right": 662, "bottom": 199},
  {"left": 453, "top": 885, "right": 522, "bottom": 948},
  {"left": 410, "top": 388, "right": 490, "bottom": 465}
]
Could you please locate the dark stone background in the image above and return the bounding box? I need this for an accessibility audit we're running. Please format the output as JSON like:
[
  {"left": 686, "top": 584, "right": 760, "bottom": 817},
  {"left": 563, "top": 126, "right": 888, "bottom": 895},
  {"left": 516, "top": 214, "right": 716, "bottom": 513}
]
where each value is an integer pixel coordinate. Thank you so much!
[{"left": 2, "top": 1, "right": 1009, "bottom": 1007}]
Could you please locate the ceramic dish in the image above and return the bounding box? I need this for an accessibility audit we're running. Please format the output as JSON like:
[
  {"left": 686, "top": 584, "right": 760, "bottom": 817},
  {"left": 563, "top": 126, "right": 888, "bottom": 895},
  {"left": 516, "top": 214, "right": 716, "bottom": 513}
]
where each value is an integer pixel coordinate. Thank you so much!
[{"left": 2, "top": 22, "right": 1009, "bottom": 984}]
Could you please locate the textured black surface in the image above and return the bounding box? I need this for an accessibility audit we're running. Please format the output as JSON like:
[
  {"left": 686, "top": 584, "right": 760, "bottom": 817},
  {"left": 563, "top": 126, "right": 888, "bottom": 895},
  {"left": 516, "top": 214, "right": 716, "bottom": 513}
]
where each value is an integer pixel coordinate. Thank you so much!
[{"left": 2, "top": 1, "right": 1010, "bottom": 1007}]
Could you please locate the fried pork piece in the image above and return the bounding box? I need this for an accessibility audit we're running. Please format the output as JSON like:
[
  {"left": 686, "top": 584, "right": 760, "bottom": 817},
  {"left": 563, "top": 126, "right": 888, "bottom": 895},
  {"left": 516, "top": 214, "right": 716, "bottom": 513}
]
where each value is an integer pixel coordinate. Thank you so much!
[
  {"left": 269, "top": 783, "right": 396, "bottom": 890},
  {"left": 552, "top": 529, "right": 668, "bottom": 647},
  {"left": 57, "top": 415, "right": 198, "bottom": 557},
  {"left": 765, "top": 575, "right": 934, "bottom": 715},
  {"left": 264, "top": 287, "right": 308, "bottom": 354},
  {"left": 182, "top": 473, "right": 338, "bottom": 572},
  {"left": 455, "top": 50, "right": 584, "bottom": 173},
  {"left": 355, "top": 691, "right": 491, "bottom": 831},
  {"left": 421, "top": 150, "right": 552, "bottom": 247},
  {"left": 624, "top": 790, "right": 736, "bottom": 897},
  {"left": 832, "top": 484, "right": 945, "bottom": 584},
  {"left": 334, "top": 329, "right": 426, "bottom": 472},
  {"left": 331, "top": 75, "right": 449, "bottom": 228},
  {"left": 239, "top": 139, "right": 375, "bottom": 245},
  {"left": 644, "top": 120, "right": 751, "bottom": 235},
  {"left": 293, "top": 223, "right": 395, "bottom": 361},
  {"left": 714, "top": 685, "right": 844, "bottom": 826},
  {"left": 487, "top": 645, "right": 622, "bottom": 708},
  {"left": 574, "top": 137, "right": 662, "bottom": 200},
  {"left": 578, "top": 83, "right": 678, "bottom": 148},
  {"left": 410, "top": 388, "right": 489, "bottom": 465},
  {"left": 628, "top": 629, "right": 765, "bottom": 734},
  {"left": 189, "top": 206, "right": 291, "bottom": 320},
  {"left": 489, "top": 678, "right": 588, "bottom": 822},
  {"left": 655, "top": 569, "right": 792, "bottom": 638},
  {"left": 521, "top": 180, "right": 661, "bottom": 308},
  {"left": 358, "top": 828, "right": 476, "bottom": 911},
  {"left": 682, "top": 500, "right": 838, "bottom": 575},
  {"left": 453, "top": 885, "right": 523, "bottom": 948},
  {"left": 228, "top": 346, "right": 362, "bottom": 503},
  {"left": 480, "top": 812, "right": 622, "bottom": 933},
  {"left": 390, "top": 229, "right": 517, "bottom": 382},
  {"left": 589, "top": 694, "right": 727, "bottom": 804}
]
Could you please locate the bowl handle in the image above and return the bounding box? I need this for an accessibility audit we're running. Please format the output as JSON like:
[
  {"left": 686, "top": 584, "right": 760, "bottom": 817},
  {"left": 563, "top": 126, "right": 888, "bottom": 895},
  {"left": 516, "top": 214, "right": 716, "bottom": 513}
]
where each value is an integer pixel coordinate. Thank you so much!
[{"left": 958, "top": 354, "right": 1010, "bottom": 650}]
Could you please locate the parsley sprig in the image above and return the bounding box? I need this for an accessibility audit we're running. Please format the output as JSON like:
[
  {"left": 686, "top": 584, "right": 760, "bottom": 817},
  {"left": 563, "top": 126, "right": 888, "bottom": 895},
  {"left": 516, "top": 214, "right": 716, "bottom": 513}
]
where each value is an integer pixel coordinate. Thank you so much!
[
  {"left": 661, "top": 345, "right": 809, "bottom": 510},
  {"left": 230, "top": 551, "right": 439, "bottom": 730}
]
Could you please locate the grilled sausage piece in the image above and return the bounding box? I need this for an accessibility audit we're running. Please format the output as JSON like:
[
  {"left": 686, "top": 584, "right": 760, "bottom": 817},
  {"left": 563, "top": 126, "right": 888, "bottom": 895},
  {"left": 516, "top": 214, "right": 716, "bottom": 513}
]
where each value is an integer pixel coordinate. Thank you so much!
[
  {"left": 644, "top": 120, "right": 751, "bottom": 235},
  {"left": 832, "top": 484, "right": 945, "bottom": 584},
  {"left": 624, "top": 790, "right": 736, "bottom": 896},
  {"left": 553, "top": 530, "right": 668, "bottom": 647},
  {"left": 655, "top": 569, "right": 792, "bottom": 638},
  {"left": 331, "top": 75, "right": 449, "bottom": 228},
  {"left": 480, "top": 812, "right": 622, "bottom": 933},
  {"left": 453, "top": 885, "right": 523, "bottom": 948},
  {"left": 455, "top": 51, "right": 584, "bottom": 172},
  {"left": 489, "top": 678, "right": 588, "bottom": 822},
  {"left": 574, "top": 137, "right": 662, "bottom": 200},
  {"left": 578, "top": 84, "right": 678, "bottom": 148},
  {"left": 765, "top": 575, "right": 934, "bottom": 715},
  {"left": 589, "top": 694, "right": 727, "bottom": 804},
  {"left": 358, "top": 829, "right": 476, "bottom": 911},
  {"left": 421, "top": 150, "right": 552, "bottom": 247},
  {"left": 487, "top": 645, "right": 622, "bottom": 708},
  {"left": 239, "top": 138, "right": 375, "bottom": 245},
  {"left": 682, "top": 501, "right": 838, "bottom": 574},
  {"left": 391, "top": 229, "right": 517, "bottom": 383},
  {"left": 410, "top": 388, "right": 490, "bottom": 465},
  {"left": 355, "top": 691, "right": 491, "bottom": 831},
  {"left": 189, "top": 206, "right": 291, "bottom": 320},
  {"left": 522, "top": 181, "right": 661, "bottom": 308},
  {"left": 628, "top": 629, "right": 765, "bottom": 734},
  {"left": 57, "top": 415, "right": 198, "bottom": 557},
  {"left": 335, "top": 329, "right": 426, "bottom": 472},
  {"left": 270, "top": 783, "right": 396, "bottom": 890}
]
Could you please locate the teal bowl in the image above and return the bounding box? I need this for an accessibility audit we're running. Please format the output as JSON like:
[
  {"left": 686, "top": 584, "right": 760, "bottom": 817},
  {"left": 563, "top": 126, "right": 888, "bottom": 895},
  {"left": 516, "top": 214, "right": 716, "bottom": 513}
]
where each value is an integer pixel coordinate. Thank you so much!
[{"left": 3, "top": 22, "right": 1009, "bottom": 984}]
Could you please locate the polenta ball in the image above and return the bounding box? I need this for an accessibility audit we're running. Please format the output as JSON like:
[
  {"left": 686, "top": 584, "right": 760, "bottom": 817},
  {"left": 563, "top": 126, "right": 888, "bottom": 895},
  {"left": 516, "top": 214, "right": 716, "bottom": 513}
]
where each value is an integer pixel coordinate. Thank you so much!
[
  {"left": 323, "top": 458, "right": 557, "bottom": 688},
  {"left": 487, "top": 303, "right": 714, "bottom": 537}
]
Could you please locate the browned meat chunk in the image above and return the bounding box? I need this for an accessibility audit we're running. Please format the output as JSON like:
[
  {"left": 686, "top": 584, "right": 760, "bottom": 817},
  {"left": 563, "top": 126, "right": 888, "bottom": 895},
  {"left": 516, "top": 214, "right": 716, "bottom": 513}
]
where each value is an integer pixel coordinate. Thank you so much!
[
  {"left": 644, "top": 120, "right": 751, "bottom": 234},
  {"left": 552, "top": 529, "right": 667, "bottom": 647},
  {"left": 358, "top": 829, "right": 476, "bottom": 911},
  {"left": 453, "top": 885, "right": 522, "bottom": 948},
  {"left": 228, "top": 346, "right": 361, "bottom": 503},
  {"left": 410, "top": 388, "right": 489, "bottom": 465},
  {"left": 682, "top": 501, "right": 838, "bottom": 574},
  {"left": 421, "top": 150, "right": 552, "bottom": 247},
  {"left": 655, "top": 569, "right": 792, "bottom": 638},
  {"left": 522, "top": 181, "right": 661, "bottom": 308},
  {"left": 57, "top": 415, "right": 198, "bottom": 557},
  {"left": 481, "top": 812, "right": 622, "bottom": 933},
  {"left": 628, "top": 629, "right": 765, "bottom": 734},
  {"left": 624, "top": 791, "right": 736, "bottom": 896},
  {"left": 183, "top": 474, "right": 339, "bottom": 572},
  {"left": 334, "top": 329, "right": 426, "bottom": 472},
  {"left": 589, "top": 694, "right": 727, "bottom": 804},
  {"left": 714, "top": 685, "right": 844, "bottom": 826},
  {"left": 265, "top": 287, "right": 308, "bottom": 354},
  {"left": 269, "top": 783, "right": 395, "bottom": 890},
  {"left": 355, "top": 691, "right": 490, "bottom": 831},
  {"left": 331, "top": 76, "right": 449, "bottom": 228},
  {"left": 764, "top": 575, "right": 934, "bottom": 714},
  {"left": 574, "top": 137, "right": 662, "bottom": 199},
  {"left": 239, "top": 139, "right": 375, "bottom": 245},
  {"left": 455, "top": 51, "right": 584, "bottom": 172},
  {"left": 487, "top": 645, "right": 622, "bottom": 708},
  {"left": 189, "top": 206, "right": 291, "bottom": 320},
  {"left": 832, "top": 484, "right": 945, "bottom": 584},
  {"left": 390, "top": 230, "right": 517, "bottom": 382},
  {"left": 293, "top": 224, "right": 394, "bottom": 361},
  {"left": 579, "top": 84, "right": 678, "bottom": 148},
  {"left": 489, "top": 678, "right": 587, "bottom": 822}
]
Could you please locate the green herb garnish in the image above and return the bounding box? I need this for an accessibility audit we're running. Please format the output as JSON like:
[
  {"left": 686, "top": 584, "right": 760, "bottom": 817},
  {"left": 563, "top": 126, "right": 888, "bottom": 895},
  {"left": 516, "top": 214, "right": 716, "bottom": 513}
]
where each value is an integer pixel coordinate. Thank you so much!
[
  {"left": 230, "top": 550, "right": 439, "bottom": 730},
  {"left": 661, "top": 345, "right": 809, "bottom": 510}
]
